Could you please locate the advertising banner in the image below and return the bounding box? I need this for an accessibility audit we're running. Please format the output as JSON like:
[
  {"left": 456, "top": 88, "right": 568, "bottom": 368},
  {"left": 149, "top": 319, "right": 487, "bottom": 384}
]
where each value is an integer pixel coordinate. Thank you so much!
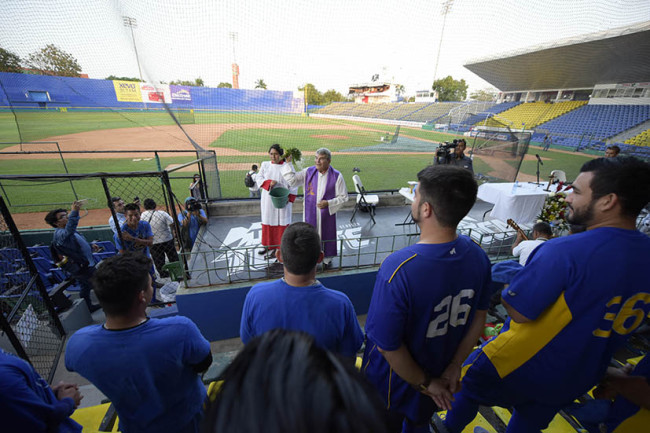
[
  {"left": 170, "top": 85, "right": 192, "bottom": 103},
  {"left": 113, "top": 80, "right": 142, "bottom": 102},
  {"left": 139, "top": 83, "right": 172, "bottom": 104}
]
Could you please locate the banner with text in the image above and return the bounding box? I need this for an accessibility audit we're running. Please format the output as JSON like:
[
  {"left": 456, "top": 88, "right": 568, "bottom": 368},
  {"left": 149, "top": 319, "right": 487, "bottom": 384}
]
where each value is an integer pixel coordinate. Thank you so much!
[
  {"left": 140, "top": 83, "right": 172, "bottom": 104},
  {"left": 170, "top": 85, "right": 192, "bottom": 104},
  {"left": 113, "top": 80, "right": 142, "bottom": 102}
]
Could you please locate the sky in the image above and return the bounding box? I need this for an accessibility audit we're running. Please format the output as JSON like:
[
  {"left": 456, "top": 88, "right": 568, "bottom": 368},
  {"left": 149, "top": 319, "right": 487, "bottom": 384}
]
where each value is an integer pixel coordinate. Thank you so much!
[{"left": 1, "top": 0, "right": 649, "bottom": 96}]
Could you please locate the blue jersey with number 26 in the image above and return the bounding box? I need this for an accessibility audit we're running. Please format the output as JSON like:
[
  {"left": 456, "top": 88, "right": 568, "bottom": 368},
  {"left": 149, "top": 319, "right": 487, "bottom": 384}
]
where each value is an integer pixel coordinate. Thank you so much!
[{"left": 363, "top": 235, "right": 491, "bottom": 423}]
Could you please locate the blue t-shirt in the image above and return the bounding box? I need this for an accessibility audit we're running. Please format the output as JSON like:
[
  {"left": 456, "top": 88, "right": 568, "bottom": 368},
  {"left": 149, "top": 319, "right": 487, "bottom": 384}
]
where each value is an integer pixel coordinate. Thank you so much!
[
  {"left": 178, "top": 210, "right": 206, "bottom": 248},
  {"left": 480, "top": 228, "right": 650, "bottom": 404},
  {"left": 363, "top": 236, "right": 492, "bottom": 422},
  {"left": 240, "top": 278, "right": 364, "bottom": 358},
  {"left": 606, "top": 355, "right": 650, "bottom": 432},
  {"left": 0, "top": 350, "right": 82, "bottom": 433},
  {"left": 65, "top": 316, "right": 211, "bottom": 433},
  {"left": 114, "top": 220, "right": 154, "bottom": 257},
  {"left": 53, "top": 210, "right": 95, "bottom": 267}
]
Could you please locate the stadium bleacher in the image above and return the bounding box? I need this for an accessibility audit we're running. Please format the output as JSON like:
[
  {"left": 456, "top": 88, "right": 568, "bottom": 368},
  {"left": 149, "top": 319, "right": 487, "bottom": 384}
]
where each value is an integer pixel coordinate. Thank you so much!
[
  {"left": 461, "top": 101, "right": 521, "bottom": 126},
  {"left": 482, "top": 101, "right": 587, "bottom": 129},
  {"left": 625, "top": 129, "right": 650, "bottom": 147},
  {"left": 401, "top": 102, "right": 463, "bottom": 122},
  {"left": 536, "top": 104, "right": 650, "bottom": 150}
]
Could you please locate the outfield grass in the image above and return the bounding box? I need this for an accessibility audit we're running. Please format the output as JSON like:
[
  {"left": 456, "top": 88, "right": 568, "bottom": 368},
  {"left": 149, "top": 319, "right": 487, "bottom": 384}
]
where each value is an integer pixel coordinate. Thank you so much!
[
  {"left": 0, "top": 110, "right": 329, "bottom": 144},
  {"left": 0, "top": 111, "right": 596, "bottom": 213}
]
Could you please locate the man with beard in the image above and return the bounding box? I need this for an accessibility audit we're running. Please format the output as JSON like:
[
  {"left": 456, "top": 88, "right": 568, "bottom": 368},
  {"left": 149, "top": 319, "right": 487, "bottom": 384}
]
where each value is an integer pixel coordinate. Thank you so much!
[
  {"left": 362, "top": 165, "right": 491, "bottom": 433},
  {"left": 438, "top": 157, "right": 650, "bottom": 433}
]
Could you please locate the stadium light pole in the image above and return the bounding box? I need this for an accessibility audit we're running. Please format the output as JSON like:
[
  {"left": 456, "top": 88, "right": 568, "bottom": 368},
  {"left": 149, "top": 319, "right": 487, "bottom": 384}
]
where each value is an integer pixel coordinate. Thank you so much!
[
  {"left": 123, "top": 16, "right": 144, "bottom": 83},
  {"left": 432, "top": 0, "right": 454, "bottom": 97}
]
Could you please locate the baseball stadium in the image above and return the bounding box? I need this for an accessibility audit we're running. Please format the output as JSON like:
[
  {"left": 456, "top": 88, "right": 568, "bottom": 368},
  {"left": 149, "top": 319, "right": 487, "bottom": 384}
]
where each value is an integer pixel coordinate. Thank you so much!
[{"left": 1, "top": 1, "right": 649, "bottom": 432}]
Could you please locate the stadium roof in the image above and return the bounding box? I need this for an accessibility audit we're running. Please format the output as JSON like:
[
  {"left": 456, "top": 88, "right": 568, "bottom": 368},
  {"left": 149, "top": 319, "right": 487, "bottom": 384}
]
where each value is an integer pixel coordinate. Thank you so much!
[{"left": 464, "top": 21, "right": 650, "bottom": 92}]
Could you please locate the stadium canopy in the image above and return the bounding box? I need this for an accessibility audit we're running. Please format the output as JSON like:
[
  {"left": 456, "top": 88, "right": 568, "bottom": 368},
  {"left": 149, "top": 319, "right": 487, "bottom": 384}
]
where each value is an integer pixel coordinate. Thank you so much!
[{"left": 464, "top": 21, "right": 650, "bottom": 92}]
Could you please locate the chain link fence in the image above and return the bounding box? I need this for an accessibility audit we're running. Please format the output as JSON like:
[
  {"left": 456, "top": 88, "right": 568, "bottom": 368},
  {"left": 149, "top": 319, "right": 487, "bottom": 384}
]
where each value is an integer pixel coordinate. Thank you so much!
[{"left": 0, "top": 197, "right": 65, "bottom": 383}]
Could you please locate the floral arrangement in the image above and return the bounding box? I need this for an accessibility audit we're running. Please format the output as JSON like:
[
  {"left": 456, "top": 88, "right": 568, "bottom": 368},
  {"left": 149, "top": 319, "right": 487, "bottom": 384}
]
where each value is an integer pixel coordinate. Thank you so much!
[{"left": 537, "top": 191, "right": 569, "bottom": 231}]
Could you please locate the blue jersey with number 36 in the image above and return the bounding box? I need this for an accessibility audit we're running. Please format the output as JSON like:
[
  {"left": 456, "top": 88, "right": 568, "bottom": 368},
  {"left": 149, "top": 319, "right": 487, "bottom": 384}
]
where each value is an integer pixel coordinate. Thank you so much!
[
  {"left": 485, "top": 227, "right": 650, "bottom": 403},
  {"left": 363, "top": 236, "right": 491, "bottom": 423}
]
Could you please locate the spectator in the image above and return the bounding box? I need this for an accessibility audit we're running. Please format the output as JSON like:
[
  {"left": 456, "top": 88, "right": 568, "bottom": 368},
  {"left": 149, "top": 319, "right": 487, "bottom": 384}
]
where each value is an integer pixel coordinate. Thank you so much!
[
  {"left": 45, "top": 201, "right": 101, "bottom": 312},
  {"left": 189, "top": 173, "right": 204, "bottom": 200},
  {"left": 605, "top": 145, "right": 621, "bottom": 158},
  {"left": 282, "top": 148, "right": 348, "bottom": 268},
  {"left": 247, "top": 164, "right": 260, "bottom": 198},
  {"left": 107, "top": 196, "right": 126, "bottom": 235},
  {"left": 256, "top": 144, "right": 297, "bottom": 260},
  {"left": 141, "top": 198, "right": 179, "bottom": 278},
  {"left": 114, "top": 203, "right": 153, "bottom": 257},
  {"left": 362, "top": 165, "right": 491, "bottom": 432},
  {"left": 1, "top": 349, "right": 83, "bottom": 433},
  {"left": 240, "top": 222, "right": 363, "bottom": 359},
  {"left": 65, "top": 252, "right": 212, "bottom": 433},
  {"left": 511, "top": 221, "right": 552, "bottom": 266},
  {"left": 203, "top": 329, "right": 389, "bottom": 433},
  {"left": 440, "top": 157, "right": 650, "bottom": 433},
  {"left": 178, "top": 197, "right": 208, "bottom": 250}
]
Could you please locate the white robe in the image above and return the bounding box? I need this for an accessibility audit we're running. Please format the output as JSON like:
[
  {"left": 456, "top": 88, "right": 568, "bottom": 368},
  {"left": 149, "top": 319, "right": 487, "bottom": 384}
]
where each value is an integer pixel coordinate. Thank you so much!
[
  {"left": 281, "top": 163, "right": 348, "bottom": 237},
  {"left": 258, "top": 161, "right": 297, "bottom": 226}
]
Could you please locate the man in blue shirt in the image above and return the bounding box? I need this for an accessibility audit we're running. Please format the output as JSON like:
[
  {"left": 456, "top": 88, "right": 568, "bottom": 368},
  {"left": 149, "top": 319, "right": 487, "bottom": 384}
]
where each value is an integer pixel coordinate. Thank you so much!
[
  {"left": 363, "top": 165, "right": 491, "bottom": 433},
  {"left": 240, "top": 222, "right": 363, "bottom": 359},
  {"left": 1, "top": 349, "right": 83, "bottom": 433},
  {"left": 178, "top": 197, "right": 207, "bottom": 250},
  {"left": 45, "top": 201, "right": 101, "bottom": 312},
  {"left": 65, "top": 252, "right": 212, "bottom": 433},
  {"left": 114, "top": 203, "right": 154, "bottom": 257},
  {"left": 440, "top": 157, "right": 650, "bottom": 433}
]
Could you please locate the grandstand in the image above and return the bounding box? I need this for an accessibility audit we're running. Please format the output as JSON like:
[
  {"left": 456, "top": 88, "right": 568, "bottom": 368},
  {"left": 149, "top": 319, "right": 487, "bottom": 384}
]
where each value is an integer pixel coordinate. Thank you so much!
[
  {"left": 535, "top": 104, "right": 650, "bottom": 150},
  {"left": 481, "top": 101, "right": 587, "bottom": 129},
  {"left": 625, "top": 128, "right": 650, "bottom": 147},
  {"left": 457, "top": 101, "right": 520, "bottom": 127}
]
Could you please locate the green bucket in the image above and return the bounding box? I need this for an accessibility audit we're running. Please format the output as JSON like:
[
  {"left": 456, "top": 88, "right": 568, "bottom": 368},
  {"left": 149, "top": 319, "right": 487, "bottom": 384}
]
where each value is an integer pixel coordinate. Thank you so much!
[{"left": 269, "top": 187, "right": 290, "bottom": 208}]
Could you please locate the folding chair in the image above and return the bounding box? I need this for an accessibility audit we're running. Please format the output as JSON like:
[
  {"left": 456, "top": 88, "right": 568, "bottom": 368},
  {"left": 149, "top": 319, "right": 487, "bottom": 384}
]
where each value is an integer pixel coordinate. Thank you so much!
[{"left": 350, "top": 174, "right": 379, "bottom": 224}]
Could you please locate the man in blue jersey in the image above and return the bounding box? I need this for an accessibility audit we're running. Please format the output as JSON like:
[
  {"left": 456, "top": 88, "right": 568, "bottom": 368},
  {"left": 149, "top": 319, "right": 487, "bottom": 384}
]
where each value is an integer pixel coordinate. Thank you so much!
[
  {"left": 114, "top": 203, "right": 154, "bottom": 257},
  {"left": 440, "top": 157, "right": 650, "bottom": 433},
  {"left": 362, "top": 165, "right": 492, "bottom": 433},
  {"left": 65, "top": 252, "right": 212, "bottom": 433},
  {"left": 240, "top": 222, "right": 364, "bottom": 359}
]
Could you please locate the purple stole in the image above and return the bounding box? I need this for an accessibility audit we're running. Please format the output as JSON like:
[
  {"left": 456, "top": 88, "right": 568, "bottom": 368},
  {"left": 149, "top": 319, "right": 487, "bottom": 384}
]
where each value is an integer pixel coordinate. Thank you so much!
[{"left": 304, "top": 165, "right": 340, "bottom": 257}]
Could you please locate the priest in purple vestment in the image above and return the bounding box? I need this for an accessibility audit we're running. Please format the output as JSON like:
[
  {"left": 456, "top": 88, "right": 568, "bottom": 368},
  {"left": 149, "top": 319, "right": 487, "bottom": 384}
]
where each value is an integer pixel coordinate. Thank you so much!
[{"left": 282, "top": 148, "right": 348, "bottom": 266}]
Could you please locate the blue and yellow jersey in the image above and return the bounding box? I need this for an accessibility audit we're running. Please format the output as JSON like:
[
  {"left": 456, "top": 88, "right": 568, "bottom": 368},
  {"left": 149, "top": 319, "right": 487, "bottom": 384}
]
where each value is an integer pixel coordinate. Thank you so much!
[
  {"left": 363, "top": 235, "right": 492, "bottom": 423},
  {"left": 479, "top": 227, "right": 650, "bottom": 403},
  {"left": 606, "top": 355, "right": 650, "bottom": 433}
]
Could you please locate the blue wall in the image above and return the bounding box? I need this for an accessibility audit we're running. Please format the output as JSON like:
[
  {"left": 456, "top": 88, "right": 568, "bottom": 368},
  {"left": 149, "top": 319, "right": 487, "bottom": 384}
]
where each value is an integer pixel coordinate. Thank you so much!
[
  {"left": 176, "top": 269, "right": 378, "bottom": 341},
  {"left": 0, "top": 72, "right": 302, "bottom": 113}
]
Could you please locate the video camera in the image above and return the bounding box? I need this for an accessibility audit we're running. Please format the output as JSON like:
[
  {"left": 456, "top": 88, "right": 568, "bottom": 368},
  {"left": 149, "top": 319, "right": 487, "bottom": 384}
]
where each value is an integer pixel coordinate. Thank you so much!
[
  {"left": 185, "top": 198, "right": 202, "bottom": 212},
  {"left": 434, "top": 139, "right": 461, "bottom": 164}
]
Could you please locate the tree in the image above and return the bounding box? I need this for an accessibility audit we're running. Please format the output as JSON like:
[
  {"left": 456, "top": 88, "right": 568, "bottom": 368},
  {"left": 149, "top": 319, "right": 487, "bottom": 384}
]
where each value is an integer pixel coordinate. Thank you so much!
[
  {"left": 170, "top": 78, "right": 204, "bottom": 87},
  {"left": 299, "top": 83, "right": 323, "bottom": 105},
  {"left": 394, "top": 84, "right": 405, "bottom": 97},
  {"left": 105, "top": 75, "right": 142, "bottom": 82},
  {"left": 322, "top": 89, "right": 345, "bottom": 105},
  {"left": 27, "top": 44, "right": 82, "bottom": 77},
  {"left": 254, "top": 79, "right": 267, "bottom": 89},
  {"left": 217, "top": 82, "right": 232, "bottom": 88},
  {"left": 432, "top": 75, "right": 468, "bottom": 101},
  {"left": 470, "top": 88, "right": 497, "bottom": 101},
  {"left": 0, "top": 47, "right": 22, "bottom": 73}
]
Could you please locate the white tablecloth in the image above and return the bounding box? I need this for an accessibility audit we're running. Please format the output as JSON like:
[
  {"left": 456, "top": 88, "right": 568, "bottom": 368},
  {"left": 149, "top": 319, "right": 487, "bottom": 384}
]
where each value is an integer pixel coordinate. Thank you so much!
[
  {"left": 399, "top": 187, "right": 415, "bottom": 203},
  {"left": 478, "top": 182, "right": 550, "bottom": 225}
]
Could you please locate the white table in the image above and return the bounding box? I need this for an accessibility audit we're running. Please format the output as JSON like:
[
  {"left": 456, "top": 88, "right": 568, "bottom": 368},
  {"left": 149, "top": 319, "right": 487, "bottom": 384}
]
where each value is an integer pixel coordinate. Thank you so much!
[
  {"left": 477, "top": 182, "right": 550, "bottom": 225},
  {"left": 397, "top": 187, "right": 416, "bottom": 226}
]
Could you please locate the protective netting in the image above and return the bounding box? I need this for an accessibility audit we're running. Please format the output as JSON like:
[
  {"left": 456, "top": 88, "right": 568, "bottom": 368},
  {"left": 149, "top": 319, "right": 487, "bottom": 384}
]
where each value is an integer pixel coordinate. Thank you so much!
[
  {"left": 0, "top": 197, "right": 65, "bottom": 382},
  {"left": 0, "top": 0, "right": 649, "bottom": 217}
]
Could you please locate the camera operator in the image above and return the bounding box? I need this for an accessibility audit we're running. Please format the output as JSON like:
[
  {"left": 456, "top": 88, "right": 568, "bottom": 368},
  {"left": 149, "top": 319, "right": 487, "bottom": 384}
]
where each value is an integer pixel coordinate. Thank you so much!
[
  {"left": 178, "top": 197, "right": 208, "bottom": 250},
  {"left": 434, "top": 139, "right": 474, "bottom": 174}
]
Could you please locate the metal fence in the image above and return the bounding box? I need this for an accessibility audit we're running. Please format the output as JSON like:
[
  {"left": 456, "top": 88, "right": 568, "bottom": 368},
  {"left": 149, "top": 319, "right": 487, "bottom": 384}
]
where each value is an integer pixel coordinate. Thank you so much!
[
  {"left": 181, "top": 226, "right": 520, "bottom": 289},
  {"left": 0, "top": 197, "right": 65, "bottom": 382}
]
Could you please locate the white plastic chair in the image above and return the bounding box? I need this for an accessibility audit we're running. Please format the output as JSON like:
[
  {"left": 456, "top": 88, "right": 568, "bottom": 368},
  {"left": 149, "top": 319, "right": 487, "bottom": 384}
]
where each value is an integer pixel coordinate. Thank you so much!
[{"left": 351, "top": 174, "right": 379, "bottom": 224}]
